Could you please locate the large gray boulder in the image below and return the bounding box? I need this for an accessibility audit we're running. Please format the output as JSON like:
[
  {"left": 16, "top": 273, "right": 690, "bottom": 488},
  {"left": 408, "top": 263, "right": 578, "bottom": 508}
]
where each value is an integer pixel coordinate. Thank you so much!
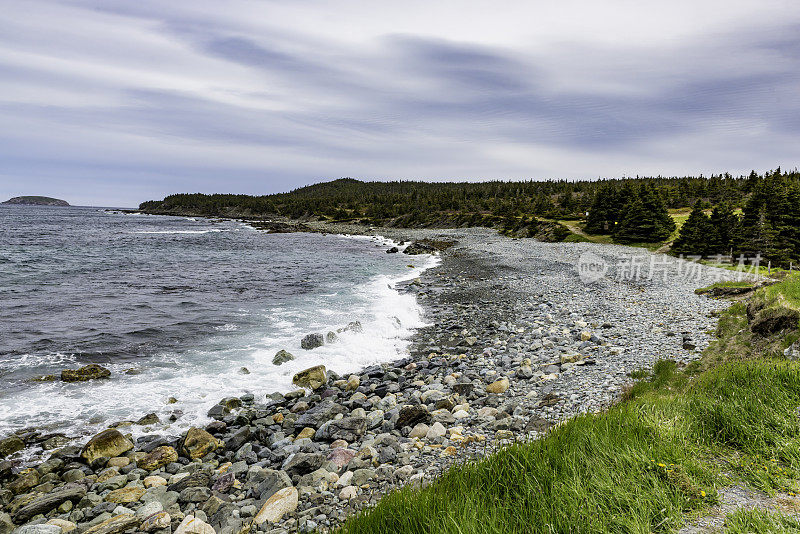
[{"left": 300, "top": 333, "right": 324, "bottom": 350}]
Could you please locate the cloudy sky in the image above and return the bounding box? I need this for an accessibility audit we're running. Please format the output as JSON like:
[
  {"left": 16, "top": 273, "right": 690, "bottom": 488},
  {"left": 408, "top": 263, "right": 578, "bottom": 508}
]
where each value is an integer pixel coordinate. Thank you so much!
[{"left": 1, "top": 0, "right": 799, "bottom": 206}]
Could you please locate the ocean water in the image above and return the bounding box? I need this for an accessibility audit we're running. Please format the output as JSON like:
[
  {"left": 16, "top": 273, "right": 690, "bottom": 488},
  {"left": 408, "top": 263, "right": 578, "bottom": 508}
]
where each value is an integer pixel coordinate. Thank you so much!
[{"left": 0, "top": 205, "right": 436, "bottom": 447}]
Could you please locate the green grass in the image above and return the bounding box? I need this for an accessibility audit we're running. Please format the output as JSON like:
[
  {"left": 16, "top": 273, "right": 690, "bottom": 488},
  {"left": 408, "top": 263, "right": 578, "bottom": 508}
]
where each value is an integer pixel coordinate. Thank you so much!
[
  {"left": 336, "top": 277, "right": 800, "bottom": 534},
  {"left": 725, "top": 508, "right": 800, "bottom": 533},
  {"left": 553, "top": 210, "right": 689, "bottom": 251}
]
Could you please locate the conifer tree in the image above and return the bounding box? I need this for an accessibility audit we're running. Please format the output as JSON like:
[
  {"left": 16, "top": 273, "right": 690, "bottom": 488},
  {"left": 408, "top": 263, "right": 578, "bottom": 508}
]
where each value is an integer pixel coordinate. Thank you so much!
[
  {"left": 614, "top": 185, "right": 676, "bottom": 243},
  {"left": 672, "top": 201, "right": 712, "bottom": 256}
]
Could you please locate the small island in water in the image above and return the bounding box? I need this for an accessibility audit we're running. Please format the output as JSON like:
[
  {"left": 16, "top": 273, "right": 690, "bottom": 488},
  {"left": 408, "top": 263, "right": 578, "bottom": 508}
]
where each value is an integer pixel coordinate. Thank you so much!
[{"left": 2, "top": 195, "right": 70, "bottom": 206}]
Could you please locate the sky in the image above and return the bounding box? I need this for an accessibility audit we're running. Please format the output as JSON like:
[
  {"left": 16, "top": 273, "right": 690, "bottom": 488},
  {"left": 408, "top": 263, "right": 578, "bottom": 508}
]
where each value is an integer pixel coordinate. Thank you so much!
[{"left": 1, "top": 1, "right": 799, "bottom": 207}]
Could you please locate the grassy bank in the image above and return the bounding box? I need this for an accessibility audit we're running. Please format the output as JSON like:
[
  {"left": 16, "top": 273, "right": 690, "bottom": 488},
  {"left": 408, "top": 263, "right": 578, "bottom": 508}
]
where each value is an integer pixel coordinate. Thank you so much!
[{"left": 336, "top": 277, "right": 800, "bottom": 533}]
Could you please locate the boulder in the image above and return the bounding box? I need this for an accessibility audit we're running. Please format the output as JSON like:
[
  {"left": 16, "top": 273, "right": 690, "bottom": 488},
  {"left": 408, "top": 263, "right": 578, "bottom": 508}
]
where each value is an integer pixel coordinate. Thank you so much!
[
  {"left": 181, "top": 427, "right": 221, "bottom": 459},
  {"left": 396, "top": 405, "right": 431, "bottom": 429},
  {"left": 61, "top": 364, "right": 111, "bottom": 382},
  {"left": 316, "top": 416, "right": 367, "bottom": 442},
  {"left": 272, "top": 350, "right": 294, "bottom": 366},
  {"left": 327, "top": 448, "right": 356, "bottom": 469},
  {"left": 253, "top": 487, "right": 298, "bottom": 525},
  {"left": 403, "top": 242, "right": 436, "bottom": 255},
  {"left": 300, "top": 333, "right": 324, "bottom": 350},
  {"left": 81, "top": 429, "right": 134, "bottom": 464},
  {"left": 9, "top": 468, "right": 40, "bottom": 494},
  {"left": 0, "top": 435, "right": 24, "bottom": 458},
  {"left": 137, "top": 446, "right": 178, "bottom": 471},
  {"left": 14, "top": 485, "right": 86, "bottom": 523},
  {"left": 293, "top": 400, "right": 347, "bottom": 430},
  {"left": 251, "top": 469, "right": 292, "bottom": 500},
  {"left": 282, "top": 453, "right": 326, "bottom": 477},
  {"left": 292, "top": 365, "right": 327, "bottom": 390},
  {"left": 135, "top": 413, "right": 160, "bottom": 426}
]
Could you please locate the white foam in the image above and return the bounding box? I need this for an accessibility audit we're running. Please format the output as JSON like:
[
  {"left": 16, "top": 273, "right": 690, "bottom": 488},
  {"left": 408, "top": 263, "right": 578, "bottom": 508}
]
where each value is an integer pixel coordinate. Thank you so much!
[{"left": 0, "top": 245, "right": 441, "bottom": 457}]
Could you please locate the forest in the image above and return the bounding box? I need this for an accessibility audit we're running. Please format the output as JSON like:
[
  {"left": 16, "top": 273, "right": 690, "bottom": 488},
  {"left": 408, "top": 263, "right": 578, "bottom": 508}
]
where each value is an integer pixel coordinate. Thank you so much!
[{"left": 139, "top": 168, "right": 800, "bottom": 265}]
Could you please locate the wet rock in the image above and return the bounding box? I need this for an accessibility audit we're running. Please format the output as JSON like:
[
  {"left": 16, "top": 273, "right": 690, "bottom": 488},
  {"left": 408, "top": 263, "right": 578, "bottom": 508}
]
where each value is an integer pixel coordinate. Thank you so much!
[
  {"left": 300, "top": 333, "right": 324, "bottom": 350},
  {"left": 292, "top": 365, "right": 327, "bottom": 390},
  {"left": 135, "top": 413, "right": 160, "bottom": 426},
  {"left": 273, "top": 350, "right": 295, "bottom": 366},
  {"left": 403, "top": 242, "right": 436, "bottom": 255},
  {"left": 181, "top": 428, "right": 221, "bottom": 459},
  {"left": 81, "top": 429, "right": 134, "bottom": 464},
  {"left": 61, "top": 364, "right": 111, "bottom": 382},
  {"left": 0, "top": 436, "right": 24, "bottom": 459},
  {"left": 8, "top": 468, "right": 40, "bottom": 495}
]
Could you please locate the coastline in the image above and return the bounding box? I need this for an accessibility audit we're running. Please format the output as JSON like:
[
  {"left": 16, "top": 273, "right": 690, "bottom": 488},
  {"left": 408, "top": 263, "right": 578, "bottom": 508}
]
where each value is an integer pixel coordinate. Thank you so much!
[{"left": 0, "top": 226, "right": 742, "bottom": 533}]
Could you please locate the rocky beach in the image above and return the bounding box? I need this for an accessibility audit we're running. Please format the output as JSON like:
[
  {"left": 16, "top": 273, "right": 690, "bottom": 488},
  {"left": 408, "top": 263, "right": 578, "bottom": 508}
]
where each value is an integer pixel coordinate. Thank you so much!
[{"left": 0, "top": 228, "right": 744, "bottom": 534}]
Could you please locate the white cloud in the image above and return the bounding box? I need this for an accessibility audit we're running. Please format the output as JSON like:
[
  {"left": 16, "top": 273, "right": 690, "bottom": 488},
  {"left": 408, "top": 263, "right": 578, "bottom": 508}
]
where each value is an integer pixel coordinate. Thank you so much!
[{"left": 0, "top": 0, "right": 799, "bottom": 205}]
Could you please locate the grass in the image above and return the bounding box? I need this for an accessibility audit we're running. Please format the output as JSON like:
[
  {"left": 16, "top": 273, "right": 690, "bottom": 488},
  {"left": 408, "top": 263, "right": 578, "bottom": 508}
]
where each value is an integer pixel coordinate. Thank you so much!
[
  {"left": 725, "top": 508, "right": 800, "bottom": 533},
  {"left": 335, "top": 277, "right": 800, "bottom": 534},
  {"left": 554, "top": 209, "right": 690, "bottom": 251}
]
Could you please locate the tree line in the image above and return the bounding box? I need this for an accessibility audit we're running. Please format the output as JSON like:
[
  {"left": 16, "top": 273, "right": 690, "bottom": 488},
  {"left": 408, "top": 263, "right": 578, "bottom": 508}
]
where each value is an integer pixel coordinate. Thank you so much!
[{"left": 139, "top": 168, "right": 800, "bottom": 264}]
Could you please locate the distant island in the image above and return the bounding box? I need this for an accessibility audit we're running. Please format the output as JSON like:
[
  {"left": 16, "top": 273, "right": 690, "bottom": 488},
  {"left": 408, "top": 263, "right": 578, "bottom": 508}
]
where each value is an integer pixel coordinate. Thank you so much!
[{"left": 2, "top": 196, "right": 69, "bottom": 206}]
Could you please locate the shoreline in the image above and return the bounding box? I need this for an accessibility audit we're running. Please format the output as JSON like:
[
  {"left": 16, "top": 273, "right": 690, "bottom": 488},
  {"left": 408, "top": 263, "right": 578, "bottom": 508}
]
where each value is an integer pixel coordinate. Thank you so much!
[{"left": 1, "top": 227, "right": 742, "bottom": 533}]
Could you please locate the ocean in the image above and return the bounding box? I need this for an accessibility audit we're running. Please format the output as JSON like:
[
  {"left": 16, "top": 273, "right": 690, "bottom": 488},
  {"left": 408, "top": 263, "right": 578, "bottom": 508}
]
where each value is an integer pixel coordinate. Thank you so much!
[{"left": 0, "top": 205, "right": 436, "bottom": 450}]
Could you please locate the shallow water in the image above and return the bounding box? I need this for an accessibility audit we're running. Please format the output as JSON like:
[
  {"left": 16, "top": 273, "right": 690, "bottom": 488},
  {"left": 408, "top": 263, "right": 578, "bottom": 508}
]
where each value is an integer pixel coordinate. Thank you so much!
[{"left": 0, "top": 205, "right": 436, "bottom": 444}]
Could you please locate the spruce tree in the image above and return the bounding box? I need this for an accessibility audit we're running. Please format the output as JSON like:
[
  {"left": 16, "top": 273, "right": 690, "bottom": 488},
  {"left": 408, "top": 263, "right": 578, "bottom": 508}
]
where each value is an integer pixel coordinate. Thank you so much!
[
  {"left": 614, "top": 185, "right": 676, "bottom": 243},
  {"left": 707, "top": 202, "right": 737, "bottom": 256},
  {"left": 672, "top": 201, "right": 712, "bottom": 256}
]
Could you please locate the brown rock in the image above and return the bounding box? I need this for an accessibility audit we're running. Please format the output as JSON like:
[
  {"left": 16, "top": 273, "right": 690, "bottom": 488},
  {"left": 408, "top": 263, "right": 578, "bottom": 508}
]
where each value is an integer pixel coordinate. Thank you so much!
[
  {"left": 292, "top": 365, "right": 327, "bottom": 390},
  {"left": 81, "top": 429, "right": 133, "bottom": 464},
  {"left": 61, "top": 364, "right": 111, "bottom": 382},
  {"left": 181, "top": 428, "right": 221, "bottom": 460},
  {"left": 83, "top": 513, "right": 138, "bottom": 534},
  {"left": 486, "top": 378, "right": 510, "bottom": 394},
  {"left": 105, "top": 486, "right": 145, "bottom": 503},
  {"left": 8, "top": 468, "right": 39, "bottom": 495},
  {"left": 138, "top": 446, "right": 178, "bottom": 471}
]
